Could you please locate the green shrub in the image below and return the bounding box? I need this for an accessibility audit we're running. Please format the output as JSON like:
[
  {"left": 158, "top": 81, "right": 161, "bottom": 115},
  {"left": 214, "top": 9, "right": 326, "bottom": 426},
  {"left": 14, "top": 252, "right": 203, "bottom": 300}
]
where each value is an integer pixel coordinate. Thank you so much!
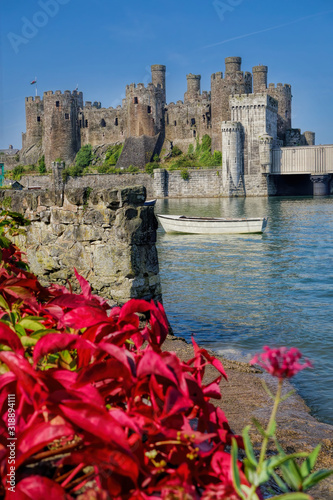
[
  {"left": 170, "top": 145, "right": 182, "bottom": 157},
  {"left": 12, "top": 165, "right": 25, "bottom": 180},
  {"left": 145, "top": 162, "right": 160, "bottom": 175},
  {"left": 180, "top": 168, "right": 189, "bottom": 181},
  {"left": 213, "top": 150, "right": 222, "bottom": 165},
  {"left": 38, "top": 155, "right": 46, "bottom": 174},
  {"left": 188, "top": 144, "right": 194, "bottom": 155},
  {"left": 104, "top": 144, "right": 123, "bottom": 167},
  {"left": 126, "top": 165, "right": 140, "bottom": 173},
  {"left": 75, "top": 144, "right": 92, "bottom": 171},
  {"left": 153, "top": 154, "right": 160, "bottom": 163}
]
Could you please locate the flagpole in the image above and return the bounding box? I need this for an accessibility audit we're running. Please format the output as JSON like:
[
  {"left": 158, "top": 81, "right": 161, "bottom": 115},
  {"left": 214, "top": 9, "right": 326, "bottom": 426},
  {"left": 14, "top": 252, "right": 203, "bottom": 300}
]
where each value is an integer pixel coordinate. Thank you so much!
[{"left": 35, "top": 77, "right": 37, "bottom": 97}]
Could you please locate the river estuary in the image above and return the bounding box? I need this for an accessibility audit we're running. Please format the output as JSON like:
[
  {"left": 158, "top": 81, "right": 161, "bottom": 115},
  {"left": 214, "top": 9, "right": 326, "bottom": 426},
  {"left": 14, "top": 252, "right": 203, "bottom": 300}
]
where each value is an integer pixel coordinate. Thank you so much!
[{"left": 156, "top": 196, "right": 333, "bottom": 425}]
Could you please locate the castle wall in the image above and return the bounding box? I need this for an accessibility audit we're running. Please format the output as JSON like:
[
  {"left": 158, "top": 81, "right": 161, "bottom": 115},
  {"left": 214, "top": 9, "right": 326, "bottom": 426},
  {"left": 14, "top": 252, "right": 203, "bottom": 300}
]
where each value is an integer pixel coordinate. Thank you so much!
[
  {"left": 165, "top": 94, "right": 211, "bottom": 152},
  {"left": 79, "top": 105, "right": 126, "bottom": 146},
  {"left": 125, "top": 81, "right": 165, "bottom": 138}
]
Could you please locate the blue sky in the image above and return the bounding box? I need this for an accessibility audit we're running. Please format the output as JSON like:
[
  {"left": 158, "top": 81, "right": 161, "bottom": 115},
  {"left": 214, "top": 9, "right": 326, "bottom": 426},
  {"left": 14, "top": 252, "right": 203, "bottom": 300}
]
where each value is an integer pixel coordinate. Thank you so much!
[{"left": 1, "top": 0, "right": 332, "bottom": 149}]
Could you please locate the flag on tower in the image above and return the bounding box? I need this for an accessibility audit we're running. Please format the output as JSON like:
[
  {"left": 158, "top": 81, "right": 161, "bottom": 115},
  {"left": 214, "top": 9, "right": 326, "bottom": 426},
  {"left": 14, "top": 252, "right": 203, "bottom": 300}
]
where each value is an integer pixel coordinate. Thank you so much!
[{"left": 30, "top": 79, "right": 37, "bottom": 85}]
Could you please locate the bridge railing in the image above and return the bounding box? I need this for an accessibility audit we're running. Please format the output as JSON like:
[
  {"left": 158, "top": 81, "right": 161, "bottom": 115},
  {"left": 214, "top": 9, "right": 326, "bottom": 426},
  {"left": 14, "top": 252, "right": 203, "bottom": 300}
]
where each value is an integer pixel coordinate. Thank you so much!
[{"left": 271, "top": 144, "right": 333, "bottom": 175}]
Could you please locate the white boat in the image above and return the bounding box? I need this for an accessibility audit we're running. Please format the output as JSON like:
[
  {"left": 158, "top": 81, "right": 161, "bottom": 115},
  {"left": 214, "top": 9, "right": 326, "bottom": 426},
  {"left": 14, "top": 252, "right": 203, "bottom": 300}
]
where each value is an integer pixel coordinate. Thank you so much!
[{"left": 157, "top": 214, "right": 268, "bottom": 234}]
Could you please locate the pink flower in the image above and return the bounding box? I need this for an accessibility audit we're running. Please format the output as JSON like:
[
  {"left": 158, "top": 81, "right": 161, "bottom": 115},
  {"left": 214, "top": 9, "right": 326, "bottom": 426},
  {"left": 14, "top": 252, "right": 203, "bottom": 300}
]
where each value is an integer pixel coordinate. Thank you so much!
[{"left": 250, "top": 346, "right": 313, "bottom": 379}]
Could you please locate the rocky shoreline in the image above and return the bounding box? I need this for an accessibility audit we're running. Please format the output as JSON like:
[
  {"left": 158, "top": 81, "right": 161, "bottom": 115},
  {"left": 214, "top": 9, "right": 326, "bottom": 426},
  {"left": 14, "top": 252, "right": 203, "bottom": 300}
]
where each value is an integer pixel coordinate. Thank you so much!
[{"left": 162, "top": 334, "right": 333, "bottom": 500}]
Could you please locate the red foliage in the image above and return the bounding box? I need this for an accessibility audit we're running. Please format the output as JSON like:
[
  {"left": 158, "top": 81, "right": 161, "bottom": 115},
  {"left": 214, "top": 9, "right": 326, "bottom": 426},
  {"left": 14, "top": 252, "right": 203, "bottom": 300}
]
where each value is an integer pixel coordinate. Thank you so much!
[{"left": 0, "top": 239, "right": 251, "bottom": 498}]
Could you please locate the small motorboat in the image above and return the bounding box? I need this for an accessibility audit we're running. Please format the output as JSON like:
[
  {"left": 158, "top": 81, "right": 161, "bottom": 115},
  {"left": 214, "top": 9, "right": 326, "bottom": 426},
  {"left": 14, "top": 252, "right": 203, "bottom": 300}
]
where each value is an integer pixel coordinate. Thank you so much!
[
  {"left": 157, "top": 214, "right": 268, "bottom": 234},
  {"left": 144, "top": 199, "right": 157, "bottom": 207}
]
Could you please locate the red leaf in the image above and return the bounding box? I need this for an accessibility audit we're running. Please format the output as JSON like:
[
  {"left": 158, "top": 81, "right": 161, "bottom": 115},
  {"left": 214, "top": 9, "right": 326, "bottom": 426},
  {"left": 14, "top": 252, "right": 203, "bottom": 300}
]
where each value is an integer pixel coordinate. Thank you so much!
[
  {"left": 33, "top": 334, "right": 96, "bottom": 366},
  {"left": 0, "top": 321, "right": 24, "bottom": 355},
  {"left": 14, "top": 476, "right": 68, "bottom": 499},
  {"left": 63, "top": 306, "right": 109, "bottom": 329},
  {"left": 74, "top": 268, "right": 92, "bottom": 299},
  {"left": 0, "top": 352, "right": 42, "bottom": 402},
  {"left": 192, "top": 337, "right": 228, "bottom": 381},
  {"left": 58, "top": 401, "right": 130, "bottom": 451},
  {"left": 15, "top": 422, "right": 74, "bottom": 468},
  {"left": 137, "top": 350, "right": 178, "bottom": 386}
]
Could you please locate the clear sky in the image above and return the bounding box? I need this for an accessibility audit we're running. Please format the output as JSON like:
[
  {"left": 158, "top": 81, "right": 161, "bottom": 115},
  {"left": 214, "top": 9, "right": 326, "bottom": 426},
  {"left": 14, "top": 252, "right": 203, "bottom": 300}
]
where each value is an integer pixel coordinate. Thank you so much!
[{"left": 0, "top": 0, "right": 332, "bottom": 149}]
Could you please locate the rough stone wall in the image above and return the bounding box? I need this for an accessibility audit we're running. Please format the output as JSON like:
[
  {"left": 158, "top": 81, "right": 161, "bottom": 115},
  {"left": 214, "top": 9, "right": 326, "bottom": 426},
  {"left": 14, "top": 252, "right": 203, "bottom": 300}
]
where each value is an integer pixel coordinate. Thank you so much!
[
  {"left": 116, "top": 134, "right": 163, "bottom": 169},
  {"left": 210, "top": 57, "right": 252, "bottom": 152},
  {"left": 266, "top": 83, "right": 292, "bottom": 142},
  {"left": 79, "top": 104, "right": 126, "bottom": 146},
  {"left": 125, "top": 81, "right": 165, "bottom": 138},
  {"left": 221, "top": 121, "right": 244, "bottom": 194},
  {"left": 43, "top": 90, "right": 83, "bottom": 168},
  {"left": 0, "top": 186, "right": 161, "bottom": 304},
  {"left": 252, "top": 66, "right": 268, "bottom": 93},
  {"left": 19, "top": 172, "right": 155, "bottom": 197}
]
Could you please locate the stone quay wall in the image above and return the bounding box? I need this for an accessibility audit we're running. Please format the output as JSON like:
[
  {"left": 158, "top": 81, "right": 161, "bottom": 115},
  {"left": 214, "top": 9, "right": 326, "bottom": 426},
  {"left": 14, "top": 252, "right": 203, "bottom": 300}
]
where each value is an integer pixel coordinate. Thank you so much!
[
  {"left": 0, "top": 186, "right": 161, "bottom": 304},
  {"left": 19, "top": 168, "right": 277, "bottom": 198}
]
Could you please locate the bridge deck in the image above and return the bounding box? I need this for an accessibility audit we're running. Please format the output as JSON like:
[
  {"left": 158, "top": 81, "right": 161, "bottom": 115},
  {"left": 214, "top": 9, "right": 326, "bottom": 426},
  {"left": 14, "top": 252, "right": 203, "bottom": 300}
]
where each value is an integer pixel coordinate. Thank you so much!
[{"left": 271, "top": 144, "right": 333, "bottom": 175}]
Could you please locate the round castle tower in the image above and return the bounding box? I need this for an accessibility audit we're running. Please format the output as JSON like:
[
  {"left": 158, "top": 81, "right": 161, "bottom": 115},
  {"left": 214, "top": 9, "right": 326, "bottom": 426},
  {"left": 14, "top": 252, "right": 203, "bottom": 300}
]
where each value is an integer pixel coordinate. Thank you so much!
[
  {"left": 185, "top": 74, "right": 201, "bottom": 102},
  {"left": 43, "top": 90, "right": 83, "bottom": 168},
  {"left": 221, "top": 121, "right": 243, "bottom": 188},
  {"left": 151, "top": 65, "right": 166, "bottom": 103},
  {"left": 23, "top": 96, "right": 44, "bottom": 150},
  {"left": 259, "top": 133, "right": 273, "bottom": 173},
  {"left": 252, "top": 65, "right": 268, "bottom": 93},
  {"left": 225, "top": 57, "right": 242, "bottom": 74}
]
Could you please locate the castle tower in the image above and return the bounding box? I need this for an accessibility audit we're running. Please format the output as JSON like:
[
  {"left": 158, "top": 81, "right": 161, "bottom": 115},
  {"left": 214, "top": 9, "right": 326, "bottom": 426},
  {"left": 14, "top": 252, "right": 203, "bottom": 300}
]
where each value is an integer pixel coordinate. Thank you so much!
[
  {"left": 210, "top": 57, "right": 252, "bottom": 151},
  {"left": 23, "top": 96, "right": 44, "bottom": 150},
  {"left": 252, "top": 65, "right": 268, "bottom": 93},
  {"left": 303, "top": 131, "right": 315, "bottom": 146},
  {"left": 151, "top": 65, "right": 166, "bottom": 103},
  {"left": 184, "top": 74, "right": 201, "bottom": 102},
  {"left": 267, "top": 83, "right": 292, "bottom": 143},
  {"left": 221, "top": 121, "right": 243, "bottom": 189},
  {"left": 43, "top": 90, "right": 82, "bottom": 168},
  {"left": 225, "top": 57, "right": 242, "bottom": 74}
]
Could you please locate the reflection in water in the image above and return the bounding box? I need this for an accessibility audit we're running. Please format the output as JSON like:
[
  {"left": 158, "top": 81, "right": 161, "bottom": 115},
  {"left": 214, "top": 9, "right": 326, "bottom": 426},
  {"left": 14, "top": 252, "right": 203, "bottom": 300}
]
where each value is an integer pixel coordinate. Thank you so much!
[{"left": 156, "top": 196, "right": 333, "bottom": 425}]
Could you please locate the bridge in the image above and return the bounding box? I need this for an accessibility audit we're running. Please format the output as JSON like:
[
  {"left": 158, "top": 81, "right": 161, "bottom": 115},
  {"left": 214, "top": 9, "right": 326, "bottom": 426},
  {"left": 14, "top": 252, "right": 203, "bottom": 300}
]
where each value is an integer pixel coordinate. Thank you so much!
[{"left": 271, "top": 144, "right": 333, "bottom": 195}]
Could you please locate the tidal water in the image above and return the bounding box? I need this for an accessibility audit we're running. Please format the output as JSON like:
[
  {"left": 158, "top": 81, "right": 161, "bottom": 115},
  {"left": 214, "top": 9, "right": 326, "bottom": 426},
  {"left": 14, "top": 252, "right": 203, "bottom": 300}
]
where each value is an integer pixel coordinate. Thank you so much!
[{"left": 156, "top": 196, "right": 333, "bottom": 425}]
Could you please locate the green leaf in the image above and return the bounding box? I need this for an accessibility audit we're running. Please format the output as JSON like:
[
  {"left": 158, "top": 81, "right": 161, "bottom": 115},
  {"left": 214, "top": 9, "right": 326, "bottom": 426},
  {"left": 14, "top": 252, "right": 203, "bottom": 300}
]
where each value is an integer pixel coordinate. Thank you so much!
[
  {"left": 271, "top": 471, "right": 290, "bottom": 493},
  {"left": 280, "top": 389, "right": 296, "bottom": 402},
  {"left": 261, "top": 379, "right": 275, "bottom": 399},
  {"left": 267, "top": 419, "right": 277, "bottom": 437},
  {"left": 240, "top": 485, "right": 260, "bottom": 500},
  {"left": 19, "top": 318, "right": 46, "bottom": 332},
  {"left": 0, "top": 296, "right": 9, "bottom": 310},
  {"left": 30, "top": 328, "right": 59, "bottom": 339},
  {"left": 20, "top": 336, "right": 38, "bottom": 347},
  {"left": 231, "top": 438, "right": 246, "bottom": 499},
  {"left": 302, "top": 469, "right": 333, "bottom": 490},
  {"left": 242, "top": 425, "right": 258, "bottom": 467},
  {"left": 252, "top": 417, "right": 268, "bottom": 438},
  {"left": 0, "top": 235, "right": 11, "bottom": 248},
  {"left": 300, "top": 445, "right": 321, "bottom": 478},
  {"left": 14, "top": 324, "right": 26, "bottom": 337}
]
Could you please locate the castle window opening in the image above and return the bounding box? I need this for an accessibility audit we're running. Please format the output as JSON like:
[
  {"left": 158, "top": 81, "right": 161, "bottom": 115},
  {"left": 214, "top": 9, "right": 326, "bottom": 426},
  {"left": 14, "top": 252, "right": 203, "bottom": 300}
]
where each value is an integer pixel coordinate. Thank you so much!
[
  {"left": 79, "top": 120, "right": 82, "bottom": 128},
  {"left": 191, "top": 118, "right": 196, "bottom": 125},
  {"left": 202, "top": 115, "right": 206, "bottom": 123},
  {"left": 133, "top": 97, "right": 138, "bottom": 104},
  {"left": 56, "top": 101, "right": 60, "bottom": 108},
  {"left": 100, "top": 119, "right": 106, "bottom": 127},
  {"left": 174, "top": 120, "right": 177, "bottom": 126},
  {"left": 115, "top": 118, "right": 118, "bottom": 126},
  {"left": 65, "top": 113, "right": 70, "bottom": 120},
  {"left": 147, "top": 106, "right": 152, "bottom": 114},
  {"left": 37, "top": 116, "right": 41, "bottom": 122},
  {"left": 85, "top": 120, "right": 88, "bottom": 128},
  {"left": 193, "top": 130, "right": 196, "bottom": 138}
]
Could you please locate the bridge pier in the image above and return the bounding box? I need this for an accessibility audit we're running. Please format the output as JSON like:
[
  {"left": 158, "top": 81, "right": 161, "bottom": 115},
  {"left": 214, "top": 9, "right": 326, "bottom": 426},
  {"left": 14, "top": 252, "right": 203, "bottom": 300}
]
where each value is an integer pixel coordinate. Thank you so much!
[{"left": 310, "top": 174, "right": 331, "bottom": 196}]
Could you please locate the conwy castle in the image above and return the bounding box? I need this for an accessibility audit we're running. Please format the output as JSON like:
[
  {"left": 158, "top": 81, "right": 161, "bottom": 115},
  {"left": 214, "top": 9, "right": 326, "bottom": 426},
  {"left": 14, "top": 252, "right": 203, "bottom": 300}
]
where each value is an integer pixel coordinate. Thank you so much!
[{"left": 4, "top": 56, "right": 333, "bottom": 196}]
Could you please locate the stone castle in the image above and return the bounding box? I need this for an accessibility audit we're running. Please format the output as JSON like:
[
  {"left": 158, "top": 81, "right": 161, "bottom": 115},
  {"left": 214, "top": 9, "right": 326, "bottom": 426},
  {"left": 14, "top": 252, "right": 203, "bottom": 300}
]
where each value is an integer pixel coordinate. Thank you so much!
[{"left": 18, "top": 56, "right": 320, "bottom": 197}]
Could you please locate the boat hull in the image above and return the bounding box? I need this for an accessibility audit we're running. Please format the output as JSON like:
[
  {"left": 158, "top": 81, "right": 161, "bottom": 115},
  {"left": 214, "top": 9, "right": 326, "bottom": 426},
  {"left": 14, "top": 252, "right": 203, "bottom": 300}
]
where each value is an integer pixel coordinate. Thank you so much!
[{"left": 157, "top": 214, "right": 268, "bottom": 234}]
